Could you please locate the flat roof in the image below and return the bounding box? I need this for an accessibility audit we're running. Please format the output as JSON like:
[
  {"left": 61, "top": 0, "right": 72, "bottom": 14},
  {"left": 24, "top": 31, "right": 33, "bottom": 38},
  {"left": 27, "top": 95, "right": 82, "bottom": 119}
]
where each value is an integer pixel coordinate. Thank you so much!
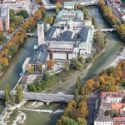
[
  {"left": 30, "top": 45, "right": 48, "bottom": 64},
  {"left": 55, "top": 9, "right": 83, "bottom": 22},
  {"left": 45, "top": 25, "right": 93, "bottom": 43},
  {"left": 49, "top": 43, "right": 74, "bottom": 50}
]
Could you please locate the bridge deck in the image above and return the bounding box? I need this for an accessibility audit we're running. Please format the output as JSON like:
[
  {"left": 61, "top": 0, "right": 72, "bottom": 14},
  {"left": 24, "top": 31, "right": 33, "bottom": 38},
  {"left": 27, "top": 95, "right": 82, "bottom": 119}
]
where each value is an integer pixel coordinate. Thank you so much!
[{"left": 0, "top": 91, "right": 73, "bottom": 103}]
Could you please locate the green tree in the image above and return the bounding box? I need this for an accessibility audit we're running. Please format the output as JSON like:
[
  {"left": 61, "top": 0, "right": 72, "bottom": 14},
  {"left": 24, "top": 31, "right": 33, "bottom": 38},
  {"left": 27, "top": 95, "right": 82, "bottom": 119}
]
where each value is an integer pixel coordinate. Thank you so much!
[
  {"left": 78, "top": 56, "right": 84, "bottom": 65},
  {"left": 10, "top": 9, "right": 16, "bottom": 22},
  {"left": 16, "top": 10, "right": 29, "bottom": 19},
  {"left": 77, "top": 118, "right": 87, "bottom": 125},
  {"left": 5, "top": 84, "right": 10, "bottom": 104},
  {"left": 74, "top": 89, "right": 79, "bottom": 103},
  {"left": 0, "top": 35, "right": 6, "bottom": 44},
  {"left": 76, "top": 61, "right": 83, "bottom": 71},
  {"left": 45, "top": 16, "right": 54, "bottom": 25},
  {"left": 76, "top": 76, "right": 81, "bottom": 93},
  {"left": 15, "top": 85, "right": 23, "bottom": 104},
  {"left": 15, "top": 16, "right": 24, "bottom": 25},
  {"left": 9, "top": 44, "right": 18, "bottom": 56}
]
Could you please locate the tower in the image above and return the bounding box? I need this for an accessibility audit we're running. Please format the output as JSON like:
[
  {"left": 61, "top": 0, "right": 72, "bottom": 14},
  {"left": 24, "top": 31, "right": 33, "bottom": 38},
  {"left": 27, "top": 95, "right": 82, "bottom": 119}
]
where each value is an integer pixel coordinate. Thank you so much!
[
  {"left": 5, "top": 8, "right": 10, "bottom": 31},
  {"left": 37, "top": 22, "right": 44, "bottom": 46}
]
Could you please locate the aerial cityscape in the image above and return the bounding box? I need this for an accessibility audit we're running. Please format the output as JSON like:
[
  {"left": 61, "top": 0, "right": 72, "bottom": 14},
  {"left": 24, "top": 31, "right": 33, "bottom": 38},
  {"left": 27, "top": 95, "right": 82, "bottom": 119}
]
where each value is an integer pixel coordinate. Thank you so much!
[{"left": 0, "top": 0, "right": 124, "bottom": 125}]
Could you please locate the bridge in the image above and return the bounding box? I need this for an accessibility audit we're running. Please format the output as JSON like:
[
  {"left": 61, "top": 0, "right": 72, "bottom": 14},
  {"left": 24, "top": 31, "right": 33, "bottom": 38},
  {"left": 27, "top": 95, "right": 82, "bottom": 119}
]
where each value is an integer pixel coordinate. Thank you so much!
[
  {"left": 26, "top": 33, "right": 37, "bottom": 37},
  {"left": 0, "top": 91, "right": 73, "bottom": 103},
  {"left": 94, "top": 28, "right": 116, "bottom": 32},
  {"left": 80, "top": 0, "right": 98, "bottom": 6}
]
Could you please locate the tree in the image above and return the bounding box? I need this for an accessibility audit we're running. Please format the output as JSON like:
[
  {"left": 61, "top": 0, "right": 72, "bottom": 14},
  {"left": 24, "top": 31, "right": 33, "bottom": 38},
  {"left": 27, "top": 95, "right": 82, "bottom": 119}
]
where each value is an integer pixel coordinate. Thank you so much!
[
  {"left": 5, "top": 84, "right": 10, "bottom": 104},
  {"left": 76, "top": 61, "right": 83, "bottom": 71},
  {"left": 47, "top": 59, "right": 55, "bottom": 69},
  {"left": 64, "top": 100, "right": 76, "bottom": 115},
  {"left": 74, "top": 89, "right": 79, "bottom": 104},
  {"left": 56, "top": 116, "right": 78, "bottom": 125},
  {"left": 94, "top": 31, "right": 106, "bottom": 50},
  {"left": 15, "top": 85, "right": 23, "bottom": 104},
  {"left": 9, "top": 44, "right": 18, "bottom": 57},
  {"left": 78, "top": 56, "right": 84, "bottom": 65},
  {"left": 15, "top": 16, "right": 24, "bottom": 25},
  {"left": 77, "top": 118, "right": 87, "bottom": 125},
  {"left": 78, "top": 100, "right": 88, "bottom": 118},
  {"left": 117, "top": 24, "right": 125, "bottom": 40},
  {"left": 76, "top": 76, "right": 81, "bottom": 93},
  {"left": 10, "top": 9, "right": 16, "bottom": 22},
  {"left": 36, "top": 0, "right": 42, "bottom": 5},
  {"left": 0, "top": 35, "right": 6, "bottom": 44},
  {"left": 56, "top": 2, "right": 62, "bottom": 13},
  {"left": 26, "top": 64, "right": 34, "bottom": 74},
  {"left": 63, "top": 60, "right": 69, "bottom": 71},
  {"left": 45, "top": 16, "right": 54, "bottom": 25},
  {"left": 16, "top": 10, "right": 29, "bottom": 19}
]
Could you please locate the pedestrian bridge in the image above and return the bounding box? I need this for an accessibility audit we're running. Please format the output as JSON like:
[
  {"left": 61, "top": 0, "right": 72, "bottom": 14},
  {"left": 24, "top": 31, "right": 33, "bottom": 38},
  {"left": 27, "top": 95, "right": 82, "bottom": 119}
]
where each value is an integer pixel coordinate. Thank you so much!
[
  {"left": 26, "top": 33, "right": 37, "bottom": 37},
  {"left": 94, "top": 28, "right": 116, "bottom": 32},
  {"left": 0, "top": 91, "right": 73, "bottom": 103}
]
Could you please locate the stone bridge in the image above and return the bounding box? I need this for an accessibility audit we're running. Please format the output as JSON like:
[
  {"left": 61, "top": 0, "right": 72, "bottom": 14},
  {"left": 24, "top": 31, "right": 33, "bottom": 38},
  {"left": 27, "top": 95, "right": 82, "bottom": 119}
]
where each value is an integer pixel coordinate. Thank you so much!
[{"left": 0, "top": 91, "right": 73, "bottom": 103}]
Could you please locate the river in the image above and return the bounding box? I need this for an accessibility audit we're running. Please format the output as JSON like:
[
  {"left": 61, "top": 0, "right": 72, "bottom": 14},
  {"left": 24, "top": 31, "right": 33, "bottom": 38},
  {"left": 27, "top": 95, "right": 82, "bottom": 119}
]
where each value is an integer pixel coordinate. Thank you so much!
[{"left": 0, "top": 6, "right": 124, "bottom": 125}]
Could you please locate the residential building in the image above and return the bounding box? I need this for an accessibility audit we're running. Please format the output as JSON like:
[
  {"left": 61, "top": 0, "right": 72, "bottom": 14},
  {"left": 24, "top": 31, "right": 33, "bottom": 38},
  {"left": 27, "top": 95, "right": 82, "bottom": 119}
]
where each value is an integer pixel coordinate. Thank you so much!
[{"left": 94, "top": 92, "right": 125, "bottom": 125}]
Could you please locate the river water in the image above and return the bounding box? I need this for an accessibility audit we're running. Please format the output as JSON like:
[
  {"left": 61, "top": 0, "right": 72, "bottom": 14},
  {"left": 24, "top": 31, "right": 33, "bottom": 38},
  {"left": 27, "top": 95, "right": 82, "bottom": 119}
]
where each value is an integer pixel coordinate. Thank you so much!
[{"left": 0, "top": 6, "right": 124, "bottom": 125}]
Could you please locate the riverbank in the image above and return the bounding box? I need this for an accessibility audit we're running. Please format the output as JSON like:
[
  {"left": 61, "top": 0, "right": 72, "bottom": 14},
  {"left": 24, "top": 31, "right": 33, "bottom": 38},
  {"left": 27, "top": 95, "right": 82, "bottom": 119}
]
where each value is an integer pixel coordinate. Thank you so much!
[
  {"left": 98, "top": 0, "right": 125, "bottom": 41},
  {"left": 109, "top": 47, "right": 125, "bottom": 67}
]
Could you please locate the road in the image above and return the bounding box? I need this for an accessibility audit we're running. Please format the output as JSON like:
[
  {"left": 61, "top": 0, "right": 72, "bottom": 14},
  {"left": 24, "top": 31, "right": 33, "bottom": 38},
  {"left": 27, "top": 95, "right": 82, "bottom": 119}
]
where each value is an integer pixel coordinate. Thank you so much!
[{"left": 87, "top": 93, "right": 98, "bottom": 125}]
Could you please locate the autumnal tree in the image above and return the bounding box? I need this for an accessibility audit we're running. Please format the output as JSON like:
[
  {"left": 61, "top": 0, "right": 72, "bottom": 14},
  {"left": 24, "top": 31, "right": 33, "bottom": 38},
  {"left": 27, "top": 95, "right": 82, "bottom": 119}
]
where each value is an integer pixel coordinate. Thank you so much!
[
  {"left": 47, "top": 59, "right": 55, "bottom": 69},
  {"left": 78, "top": 100, "right": 88, "bottom": 118},
  {"left": 45, "top": 16, "right": 54, "bottom": 25},
  {"left": 117, "top": 24, "right": 125, "bottom": 40},
  {"left": 26, "top": 64, "right": 34, "bottom": 74},
  {"left": 56, "top": 2, "right": 62, "bottom": 13}
]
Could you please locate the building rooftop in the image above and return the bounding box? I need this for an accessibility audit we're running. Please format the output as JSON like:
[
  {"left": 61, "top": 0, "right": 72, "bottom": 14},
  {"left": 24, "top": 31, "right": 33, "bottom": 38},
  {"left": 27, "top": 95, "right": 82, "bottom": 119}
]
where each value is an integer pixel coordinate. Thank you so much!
[
  {"left": 101, "top": 92, "right": 125, "bottom": 98},
  {"left": 49, "top": 43, "right": 74, "bottom": 52},
  {"left": 95, "top": 109, "right": 112, "bottom": 122},
  {"left": 30, "top": 44, "right": 48, "bottom": 64},
  {"left": 55, "top": 9, "right": 83, "bottom": 22},
  {"left": 45, "top": 25, "right": 93, "bottom": 44}
]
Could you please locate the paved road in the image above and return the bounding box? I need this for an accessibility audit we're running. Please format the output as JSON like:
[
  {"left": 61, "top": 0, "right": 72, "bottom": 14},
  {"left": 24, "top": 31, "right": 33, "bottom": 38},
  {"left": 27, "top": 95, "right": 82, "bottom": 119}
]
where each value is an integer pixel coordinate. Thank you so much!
[{"left": 88, "top": 93, "right": 98, "bottom": 125}]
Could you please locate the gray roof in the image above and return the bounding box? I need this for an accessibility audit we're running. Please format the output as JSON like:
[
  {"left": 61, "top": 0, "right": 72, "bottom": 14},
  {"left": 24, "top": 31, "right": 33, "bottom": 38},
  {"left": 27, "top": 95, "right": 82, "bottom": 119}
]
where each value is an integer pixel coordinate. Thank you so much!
[
  {"left": 30, "top": 44, "right": 48, "bottom": 64},
  {"left": 45, "top": 25, "right": 91, "bottom": 43},
  {"left": 79, "top": 27, "right": 89, "bottom": 41},
  {"left": 95, "top": 109, "right": 113, "bottom": 122}
]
